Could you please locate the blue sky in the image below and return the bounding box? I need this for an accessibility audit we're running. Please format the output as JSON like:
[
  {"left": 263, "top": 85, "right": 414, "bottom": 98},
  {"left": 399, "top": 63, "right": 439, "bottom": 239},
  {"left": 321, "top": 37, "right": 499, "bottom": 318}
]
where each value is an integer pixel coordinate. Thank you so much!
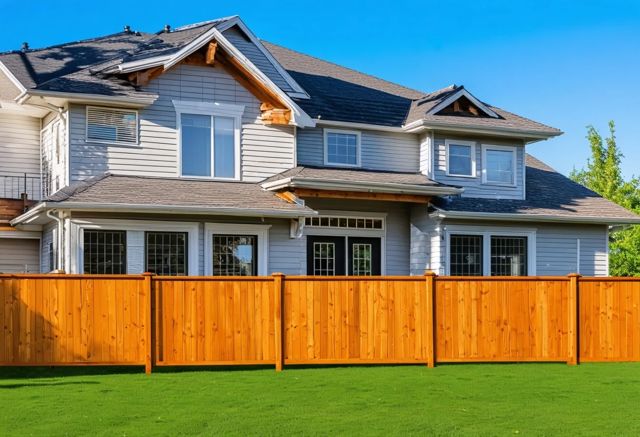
[{"left": 1, "top": 0, "right": 638, "bottom": 178}]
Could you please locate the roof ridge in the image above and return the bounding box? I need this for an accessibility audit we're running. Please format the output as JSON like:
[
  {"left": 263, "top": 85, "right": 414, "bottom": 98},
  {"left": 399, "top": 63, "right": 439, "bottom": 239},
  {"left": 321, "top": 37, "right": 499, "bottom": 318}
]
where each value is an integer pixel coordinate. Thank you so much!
[{"left": 261, "top": 40, "right": 426, "bottom": 98}]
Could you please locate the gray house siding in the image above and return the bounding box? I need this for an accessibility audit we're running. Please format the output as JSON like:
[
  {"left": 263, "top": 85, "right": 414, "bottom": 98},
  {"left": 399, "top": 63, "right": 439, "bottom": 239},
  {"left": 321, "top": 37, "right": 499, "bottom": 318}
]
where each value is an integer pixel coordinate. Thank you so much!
[
  {"left": 433, "top": 135, "right": 525, "bottom": 200},
  {"left": 40, "top": 223, "right": 56, "bottom": 273},
  {"left": 0, "top": 113, "right": 40, "bottom": 178},
  {"left": 0, "top": 238, "right": 40, "bottom": 273},
  {"left": 68, "top": 64, "right": 295, "bottom": 183},
  {"left": 410, "top": 214, "right": 609, "bottom": 276},
  {"left": 297, "top": 126, "right": 420, "bottom": 173}
]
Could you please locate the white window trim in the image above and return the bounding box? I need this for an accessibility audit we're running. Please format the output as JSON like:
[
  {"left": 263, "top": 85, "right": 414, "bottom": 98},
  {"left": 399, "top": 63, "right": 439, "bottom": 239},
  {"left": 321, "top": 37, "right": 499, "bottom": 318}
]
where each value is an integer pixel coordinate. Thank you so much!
[
  {"left": 173, "top": 100, "right": 244, "bottom": 181},
  {"left": 70, "top": 219, "right": 199, "bottom": 275},
  {"left": 204, "top": 223, "right": 271, "bottom": 276},
  {"left": 481, "top": 144, "right": 517, "bottom": 187},
  {"left": 304, "top": 210, "right": 387, "bottom": 275},
  {"left": 85, "top": 106, "right": 139, "bottom": 146},
  {"left": 323, "top": 128, "right": 362, "bottom": 168},
  {"left": 444, "top": 224, "right": 536, "bottom": 276},
  {"left": 445, "top": 139, "right": 476, "bottom": 178}
]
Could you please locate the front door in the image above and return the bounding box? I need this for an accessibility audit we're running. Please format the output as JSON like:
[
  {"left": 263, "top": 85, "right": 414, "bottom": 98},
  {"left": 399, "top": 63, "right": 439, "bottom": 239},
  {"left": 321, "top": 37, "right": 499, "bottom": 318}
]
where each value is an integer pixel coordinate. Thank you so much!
[
  {"left": 348, "top": 237, "right": 381, "bottom": 276},
  {"left": 307, "top": 236, "right": 346, "bottom": 275},
  {"left": 306, "top": 236, "right": 382, "bottom": 275}
]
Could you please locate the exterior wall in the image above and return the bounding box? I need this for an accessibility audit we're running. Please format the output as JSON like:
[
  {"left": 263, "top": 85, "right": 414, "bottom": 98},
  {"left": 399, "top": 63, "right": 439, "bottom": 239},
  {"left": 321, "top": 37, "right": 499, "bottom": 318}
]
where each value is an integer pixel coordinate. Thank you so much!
[
  {"left": 410, "top": 213, "right": 609, "bottom": 276},
  {"left": 68, "top": 64, "right": 295, "bottom": 183},
  {"left": 0, "top": 70, "right": 21, "bottom": 100},
  {"left": 433, "top": 134, "right": 526, "bottom": 200},
  {"left": 40, "top": 223, "right": 56, "bottom": 272},
  {"left": 0, "top": 113, "right": 40, "bottom": 179},
  {"left": 0, "top": 238, "right": 40, "bottom": 273},
  {"left": 297, "top": 126, "right": 420, "bottom": 173}
]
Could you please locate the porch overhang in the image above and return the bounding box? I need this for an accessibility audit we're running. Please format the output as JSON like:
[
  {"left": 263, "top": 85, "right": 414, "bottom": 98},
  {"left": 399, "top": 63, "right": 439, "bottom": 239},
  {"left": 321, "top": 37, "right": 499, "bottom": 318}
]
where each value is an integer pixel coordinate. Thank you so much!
[{"left": 430, "top": 210, "right": 640, "bottom": 225}]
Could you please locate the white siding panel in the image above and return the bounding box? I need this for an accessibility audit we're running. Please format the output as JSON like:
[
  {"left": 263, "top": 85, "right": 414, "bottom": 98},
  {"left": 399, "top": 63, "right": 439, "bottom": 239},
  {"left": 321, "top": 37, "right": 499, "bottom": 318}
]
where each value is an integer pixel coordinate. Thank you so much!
[
  {"left": 0, "top": 238, "right": 40, "bottom": 273},
  {"left": 433, "top": 135, "right": 525, "bottom": 200},
  {"left": 69, "top": 64, "right": 294, "bottom": 182},
  {"left": 297, "top": 126, "right": 420, "bottom": 173},
  {"left": 0, "top": 114, "right": 40, "bottom": 177}
]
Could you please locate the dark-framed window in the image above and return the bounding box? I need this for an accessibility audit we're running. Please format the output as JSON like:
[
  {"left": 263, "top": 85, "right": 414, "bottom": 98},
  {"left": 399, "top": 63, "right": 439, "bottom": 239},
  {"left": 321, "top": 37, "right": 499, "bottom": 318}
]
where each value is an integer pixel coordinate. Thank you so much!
[
  {"left": 212, "top": 235, "right": 257, "bottom": 276},
  {"left": 449, "top": 234, "right": 483, "bottom": 276},
  {"left": 491, "top": 236, "right": 528, "bottom": 276},
  {"left": 145, "top": 232, "right": 188, "bottom": 276},
  {"left": 83, "top": 230, "right": 127, "bottom": 274}
]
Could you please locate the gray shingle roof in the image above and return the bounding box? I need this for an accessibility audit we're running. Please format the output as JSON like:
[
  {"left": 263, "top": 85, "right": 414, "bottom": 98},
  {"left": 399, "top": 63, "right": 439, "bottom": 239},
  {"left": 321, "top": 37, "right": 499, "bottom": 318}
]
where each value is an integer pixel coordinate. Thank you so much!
[
  {"left": 434, "top": 154, "right": 640, "bottom": 223},
  {"left": 265, "top": 166, "right": 444, "bottom": 186},
  {"left": 46, "top": 173, "right": 315, "bottom": 216}
]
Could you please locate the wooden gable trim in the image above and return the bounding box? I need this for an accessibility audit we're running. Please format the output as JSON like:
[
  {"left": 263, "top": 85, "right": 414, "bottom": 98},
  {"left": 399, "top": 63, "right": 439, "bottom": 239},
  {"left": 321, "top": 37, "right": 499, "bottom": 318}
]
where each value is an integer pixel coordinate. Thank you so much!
[{"left": 292, "top": 188, "right": 431, "bottom": 204}]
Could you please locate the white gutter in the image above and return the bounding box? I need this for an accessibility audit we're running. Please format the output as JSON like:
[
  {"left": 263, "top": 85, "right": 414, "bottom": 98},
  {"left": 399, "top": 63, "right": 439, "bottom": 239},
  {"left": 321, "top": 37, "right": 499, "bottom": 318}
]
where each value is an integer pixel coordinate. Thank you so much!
[
  {"left": 11, "top": 201, "right": 316, "bottom": 225},
  {"left": 315, "top": 119, "right": 405, "bottom": 133},
  {"left": 262, "top": 177, "right": 463, "bottom": 196},
  {"left": 430, "top": 210, "right": 640, "bottom": 225},
  {"left": 20, "top": 90, "right": 157, "bottom": 107}
]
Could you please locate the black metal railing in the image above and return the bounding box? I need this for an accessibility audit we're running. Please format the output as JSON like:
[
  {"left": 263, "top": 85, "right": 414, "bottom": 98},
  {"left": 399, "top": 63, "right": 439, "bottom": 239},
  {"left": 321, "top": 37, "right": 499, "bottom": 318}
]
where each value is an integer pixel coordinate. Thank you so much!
[{"left": 0, "top": 173, "right": 42, "bottom": 200}]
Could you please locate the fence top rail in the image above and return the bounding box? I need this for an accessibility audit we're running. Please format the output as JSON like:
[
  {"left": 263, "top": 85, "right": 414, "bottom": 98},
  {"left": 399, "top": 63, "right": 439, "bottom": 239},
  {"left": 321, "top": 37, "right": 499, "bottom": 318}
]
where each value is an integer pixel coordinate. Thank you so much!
[
  {"left": 579, "top": 276, "right": 640, "bottom": 282},
  {"left": 437, "top": 276, "right": 570, "bottom": 282},
  {"left": 153, "top": 275, "right": 273, "bottom": 282},
  {"left": 0, "top": 273, "right": 146, "bottom": 280},
  {"left": 283, "top": 275, "right": 424, "bottom": 282}
]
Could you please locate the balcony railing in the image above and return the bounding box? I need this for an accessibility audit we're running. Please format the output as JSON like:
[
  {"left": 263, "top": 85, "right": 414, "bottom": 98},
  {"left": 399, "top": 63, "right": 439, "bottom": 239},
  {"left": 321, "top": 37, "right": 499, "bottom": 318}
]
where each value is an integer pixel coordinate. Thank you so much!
[{"left": 0, "top": 174, "right": 42, "bottom": 201}]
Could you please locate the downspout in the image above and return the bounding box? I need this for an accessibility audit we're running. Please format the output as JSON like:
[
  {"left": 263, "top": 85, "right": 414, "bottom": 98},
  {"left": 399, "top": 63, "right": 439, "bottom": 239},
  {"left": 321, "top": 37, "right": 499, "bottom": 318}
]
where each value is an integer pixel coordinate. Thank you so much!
[{"left": 46, "top": 209, "right": 64, "bottom": 272}]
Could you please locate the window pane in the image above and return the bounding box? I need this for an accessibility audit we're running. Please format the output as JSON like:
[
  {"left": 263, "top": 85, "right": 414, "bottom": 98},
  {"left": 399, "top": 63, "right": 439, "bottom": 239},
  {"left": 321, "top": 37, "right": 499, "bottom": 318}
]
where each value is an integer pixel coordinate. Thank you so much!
[
  {"left": 491, "top": 236, "right": 527, "bottom": 276},
  {"left": 485, "top": 149, "right": 514, "bottom": 184},
  {"left": 181, "top": 113, "right": 211, "bottom": 177},
  {"left": 352, "top": 243, "right": 372, "bottom": 276},
  {"left": 448, "top": 144, "right": 473, "bottom": 176},
  {"left": 83, "top": 230, "right": 127, "bottom": 274},
  {"left": 313, "top": 242, "right": 335, "bottom": 275},
  {"left": 87, "top": 107, "right": 137, "bottom": 144},
  {"left": 327, "top": 132, "right": 358, "bottom": 165},
  {"left": 145, "top": 232, "right": 188, "bottom": 276},
  {"left": 212, "top": 235, "right": 257, "bottom": 276},
  {"left": 214, "top": 117, "right": 235, "bottom": 178},
  {"left": 450, "top": 234, "right": 483, "bottom": 276}
]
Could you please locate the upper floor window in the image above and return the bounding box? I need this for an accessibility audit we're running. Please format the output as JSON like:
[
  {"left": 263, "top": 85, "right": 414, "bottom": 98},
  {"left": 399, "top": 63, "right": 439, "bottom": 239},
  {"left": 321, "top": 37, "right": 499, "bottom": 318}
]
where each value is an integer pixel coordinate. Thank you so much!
[
  {"left": 173, "top": 100, "right": 245, "bottom": 180},
  {"left": 482, "top": 145, "right": 516, "bottom": 185},
  {"left": 445, "top": 140, "right": 476, "bottom": 177},
  {"left": 324, "top": 129, "right": 361, "bottom": 167},
  {"left": 86, "top": 106, "right": 138, "bottom": 145}
]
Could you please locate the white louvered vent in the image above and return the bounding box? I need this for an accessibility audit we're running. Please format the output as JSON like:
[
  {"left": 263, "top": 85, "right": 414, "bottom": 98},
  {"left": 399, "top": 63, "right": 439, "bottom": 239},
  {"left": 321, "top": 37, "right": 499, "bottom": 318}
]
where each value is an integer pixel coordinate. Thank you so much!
[{"left": 86, "top": 106, "right": 138, "bottom": 144}]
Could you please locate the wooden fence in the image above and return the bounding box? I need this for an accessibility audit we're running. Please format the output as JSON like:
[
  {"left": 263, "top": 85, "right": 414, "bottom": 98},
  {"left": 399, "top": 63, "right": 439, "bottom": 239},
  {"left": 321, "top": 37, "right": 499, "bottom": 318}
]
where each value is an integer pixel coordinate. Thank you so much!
[{"left": 1, "top": 273, "right": 639, "bottom": 372}]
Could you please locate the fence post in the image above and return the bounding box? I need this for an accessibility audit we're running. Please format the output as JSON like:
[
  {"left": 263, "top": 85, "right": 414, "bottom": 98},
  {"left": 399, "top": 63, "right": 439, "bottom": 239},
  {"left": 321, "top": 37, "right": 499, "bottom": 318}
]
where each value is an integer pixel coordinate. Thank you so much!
[
  {"left": 424, "top": 271, "right": 437, "bottom": 368},
  {"left": 273, "top": 273, "right": 285, "bottom": 372},
  {"left": 143, "top": 272, "right": 154, "bottom": 374},
  {"left": 567, "top": 273, "right": 581, "bottom": 366}
]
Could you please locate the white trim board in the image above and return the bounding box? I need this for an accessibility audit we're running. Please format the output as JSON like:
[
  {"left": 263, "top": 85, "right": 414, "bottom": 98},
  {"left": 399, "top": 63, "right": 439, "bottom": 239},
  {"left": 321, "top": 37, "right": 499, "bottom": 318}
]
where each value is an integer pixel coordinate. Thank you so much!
[
  {"left": 445, "top": 139, "right": 476, "bottom": 178},
  {"left": 427, "top": 88, "right": 500, "bottom": 119},
  {"left": 443, "top": 224, "right": 537, "bottom": 276},
  {"left": 69, "top": 219, "right": 199, "bottom": 275},
  {"left": 204, "top": 222, "right": 271, "bottom": 275}
]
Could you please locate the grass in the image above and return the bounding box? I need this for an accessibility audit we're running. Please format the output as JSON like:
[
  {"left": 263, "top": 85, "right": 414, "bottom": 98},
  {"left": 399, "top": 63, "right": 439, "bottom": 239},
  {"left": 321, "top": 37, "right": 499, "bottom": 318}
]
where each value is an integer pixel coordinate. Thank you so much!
[{"left": 1, "top": 363, "right": 640, "bottom": 436}]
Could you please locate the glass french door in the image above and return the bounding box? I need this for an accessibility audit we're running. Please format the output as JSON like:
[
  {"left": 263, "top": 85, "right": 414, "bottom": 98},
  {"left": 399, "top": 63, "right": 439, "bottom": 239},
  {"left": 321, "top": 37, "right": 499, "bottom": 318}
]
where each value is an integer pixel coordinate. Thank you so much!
[{"left": 306, "top": 236, "right": 381, "bottom": 276}]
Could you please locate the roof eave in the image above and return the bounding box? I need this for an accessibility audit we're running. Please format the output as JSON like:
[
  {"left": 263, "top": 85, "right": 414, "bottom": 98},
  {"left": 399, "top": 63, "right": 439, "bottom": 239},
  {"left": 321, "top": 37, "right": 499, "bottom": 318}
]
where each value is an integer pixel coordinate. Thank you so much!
[
  {"left": 262, "top": 177, "right": 463, "bottom": 196},
  {"left": 11, "top": 201, "right": 316, "bottom": 225},
  {"left": 403, "top": 119, "right": 563, "bottom": 139},
  {"left": 430, "top": 209, "right": 640, "bottom": 225},
  {"left": 21, "top": 90, "right": 157, "bottom": 108}
]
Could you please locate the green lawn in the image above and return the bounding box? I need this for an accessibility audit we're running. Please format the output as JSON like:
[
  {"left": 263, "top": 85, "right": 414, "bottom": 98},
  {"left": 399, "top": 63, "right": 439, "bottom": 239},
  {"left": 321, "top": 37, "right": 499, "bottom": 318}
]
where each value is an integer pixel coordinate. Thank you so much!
[{"left": 1, "top": 363, "right": 639, "bottom": 436}]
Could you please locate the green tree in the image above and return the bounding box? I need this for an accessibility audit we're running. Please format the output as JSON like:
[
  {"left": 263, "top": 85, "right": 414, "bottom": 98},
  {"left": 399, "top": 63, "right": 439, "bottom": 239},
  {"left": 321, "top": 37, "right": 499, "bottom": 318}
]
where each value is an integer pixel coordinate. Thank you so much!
[{"left": 570, "top": 121, "right": 640, "bottom": 276}]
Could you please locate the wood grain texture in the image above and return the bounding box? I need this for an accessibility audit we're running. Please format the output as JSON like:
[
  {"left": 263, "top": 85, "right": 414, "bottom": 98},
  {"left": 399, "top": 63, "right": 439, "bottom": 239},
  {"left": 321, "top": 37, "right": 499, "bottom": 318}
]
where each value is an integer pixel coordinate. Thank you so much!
[{"left": 0, "top": 275, "right": 147, "bottom": 365}]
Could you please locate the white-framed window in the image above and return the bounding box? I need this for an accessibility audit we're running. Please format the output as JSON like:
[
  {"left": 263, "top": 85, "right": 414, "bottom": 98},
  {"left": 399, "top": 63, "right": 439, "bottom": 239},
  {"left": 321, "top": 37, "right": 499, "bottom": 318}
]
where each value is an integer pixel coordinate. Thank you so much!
[
  {"left": 204, "top": 223, "right": 271, "bottom": 276},
  {"left": 86, "top": 106, "right": 138, "bottom": 145},
  {"left": 445, "top": 139, "right": 476, "bottom": 177},
  {"left": 324, "top": 129, "right": 361, "bottom": 167},
  {"left": 173, "top": 100, "right": 245, "bottom": 180},
  {"left": 445, "top": 225, "right": 536, "bottom": 276},
  {"left": 305, "top": 215, "right": 384, "bottom": 230},
  {"left": 70, "top": 219, "right": 199, "bottom": 275},
  {"left": 482, "top": 144, "right": 517, "bottom": 186}
]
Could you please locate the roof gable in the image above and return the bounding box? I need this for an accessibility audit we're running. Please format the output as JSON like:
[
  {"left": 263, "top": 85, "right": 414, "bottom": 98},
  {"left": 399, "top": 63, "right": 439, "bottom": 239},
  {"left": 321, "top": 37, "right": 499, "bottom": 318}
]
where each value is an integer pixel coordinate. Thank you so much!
[{"left": 427, "top": 87, "right": 499, "bottom": 118}]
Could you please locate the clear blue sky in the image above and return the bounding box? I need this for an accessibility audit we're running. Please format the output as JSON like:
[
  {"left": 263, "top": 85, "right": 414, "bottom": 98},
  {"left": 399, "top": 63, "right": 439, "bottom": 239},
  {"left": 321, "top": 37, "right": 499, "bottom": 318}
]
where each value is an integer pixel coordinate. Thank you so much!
[{"left": 1, "top": 0, "right": 638, "bottom": 178}]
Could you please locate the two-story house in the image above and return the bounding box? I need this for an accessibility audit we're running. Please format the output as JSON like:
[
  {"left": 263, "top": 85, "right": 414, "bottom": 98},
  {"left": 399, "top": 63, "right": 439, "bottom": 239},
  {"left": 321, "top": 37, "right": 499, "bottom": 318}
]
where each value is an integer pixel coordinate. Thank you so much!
[{"left": 0, "top": 16, "right": 638, "bottom": 276}]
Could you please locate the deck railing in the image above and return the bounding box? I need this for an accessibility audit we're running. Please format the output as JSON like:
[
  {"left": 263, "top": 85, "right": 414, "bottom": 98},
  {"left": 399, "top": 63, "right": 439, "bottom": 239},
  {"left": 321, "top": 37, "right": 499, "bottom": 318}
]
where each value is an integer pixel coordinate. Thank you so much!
[
  {"left": 0, "top": 273, "right": 638, "bottom": 372},
  {"left": 0, "top": 173, "right": 42, "bottom": 200}
]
